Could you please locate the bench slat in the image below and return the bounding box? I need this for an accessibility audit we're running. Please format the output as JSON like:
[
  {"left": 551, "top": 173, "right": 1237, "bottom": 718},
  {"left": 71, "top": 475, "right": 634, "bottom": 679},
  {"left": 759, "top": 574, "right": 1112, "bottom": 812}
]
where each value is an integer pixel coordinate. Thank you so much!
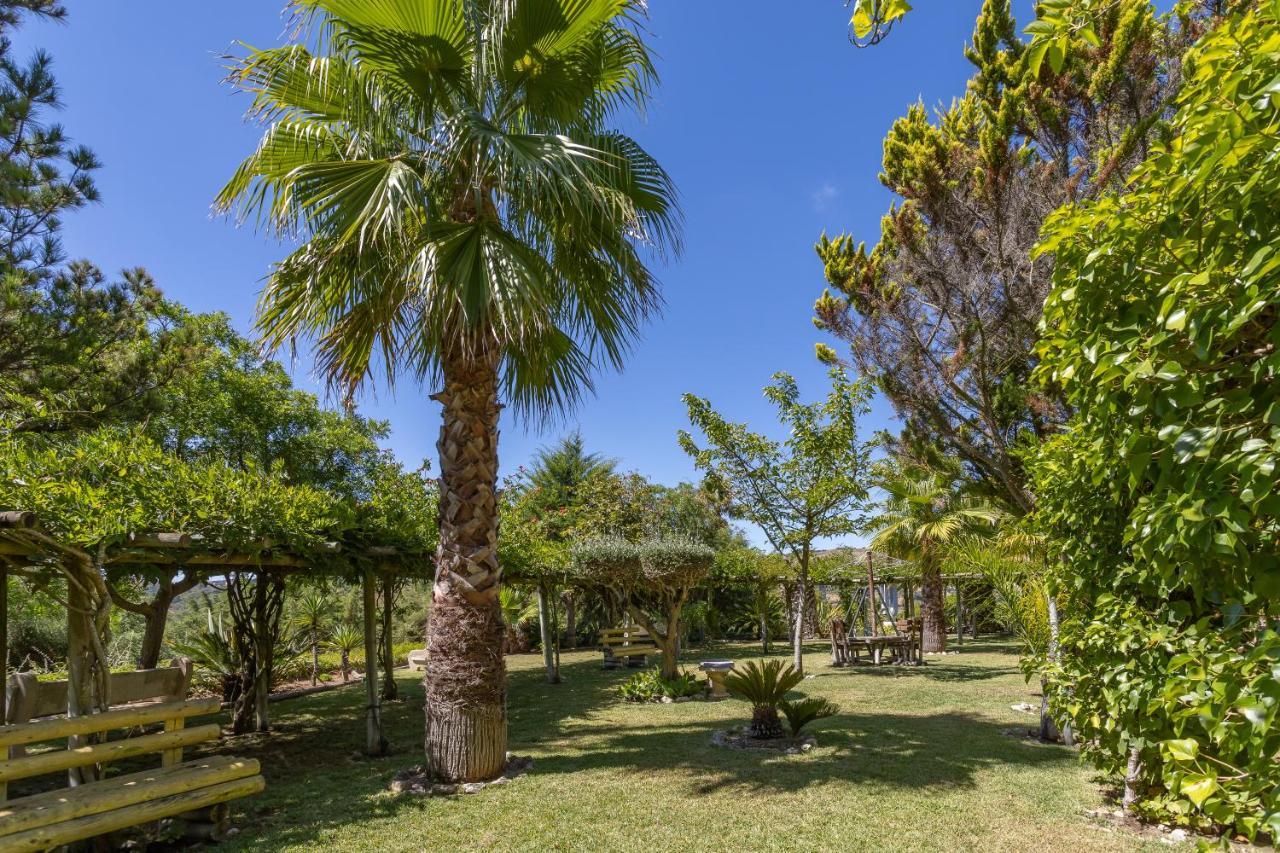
[
  {"left": 0, "top": 724, "right": 221, "bottom": 784},
  {"left": 0, "top": 698, "right": 220, "bottom": 749},
  {"left": 0, "top": 756, "right": 259, "bottom": 835},
  {"left": 606, "top": 647, "right": 655, "bottom": 656},
  {"left": 0, "top": 774, "right": 265, "bottom": 852}
]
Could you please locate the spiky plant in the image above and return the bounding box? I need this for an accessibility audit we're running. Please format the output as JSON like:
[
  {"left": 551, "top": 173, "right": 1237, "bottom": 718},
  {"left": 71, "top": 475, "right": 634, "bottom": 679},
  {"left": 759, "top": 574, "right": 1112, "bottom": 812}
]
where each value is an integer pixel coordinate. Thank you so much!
[
  {"left": 723, "top": 659, "right": 804, "bottom": 739},
  {"left": 779, "top": 696, "right": 839, "bottom": 735},
  {"left": 326, "top": 622, "right": 365, "bottom": 683}
]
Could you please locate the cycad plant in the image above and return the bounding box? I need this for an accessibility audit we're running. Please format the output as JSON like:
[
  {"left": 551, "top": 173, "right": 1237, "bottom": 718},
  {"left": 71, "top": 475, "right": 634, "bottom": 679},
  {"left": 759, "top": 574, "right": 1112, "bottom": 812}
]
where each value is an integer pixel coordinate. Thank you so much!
[
  {"left": 218, "top": 0, "right": 678, "bottom": 783},
  {"left": 778, "top": 696, "right": 839, "bottom": 736},
  {"left": 723, "top": 659, "right": 804, "bottom": 739}
]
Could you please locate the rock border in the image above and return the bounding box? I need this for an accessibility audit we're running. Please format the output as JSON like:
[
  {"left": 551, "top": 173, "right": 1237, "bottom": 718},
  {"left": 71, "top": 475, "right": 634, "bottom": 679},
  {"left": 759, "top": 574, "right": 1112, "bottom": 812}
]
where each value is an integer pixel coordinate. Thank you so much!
[
  {"left": 390, "top": 754, "right": 533, "bottom": 797},
  {"left": 710, "top": 728, "right": 817, "bottom": 755}
]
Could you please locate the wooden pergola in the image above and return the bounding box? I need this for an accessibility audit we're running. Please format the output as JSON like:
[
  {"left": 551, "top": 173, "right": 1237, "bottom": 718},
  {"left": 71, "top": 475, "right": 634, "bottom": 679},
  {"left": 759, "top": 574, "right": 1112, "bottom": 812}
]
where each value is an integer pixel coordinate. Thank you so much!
[{"left": 0, "top": 511, "right": 431, "bottom": 755}]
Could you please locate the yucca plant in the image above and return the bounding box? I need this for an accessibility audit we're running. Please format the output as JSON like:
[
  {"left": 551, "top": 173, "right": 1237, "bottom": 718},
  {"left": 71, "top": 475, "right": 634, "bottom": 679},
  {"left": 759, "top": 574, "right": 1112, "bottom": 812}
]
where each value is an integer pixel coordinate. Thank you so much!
[
  {"left": 723, "top": 659, "right": 804, "bottom": 739},
  {"left": 779, "top": 696, "right": 839, "bottom": 736},
  {"left": 326, "top": 622, "right": 365, "bottom": 683}
]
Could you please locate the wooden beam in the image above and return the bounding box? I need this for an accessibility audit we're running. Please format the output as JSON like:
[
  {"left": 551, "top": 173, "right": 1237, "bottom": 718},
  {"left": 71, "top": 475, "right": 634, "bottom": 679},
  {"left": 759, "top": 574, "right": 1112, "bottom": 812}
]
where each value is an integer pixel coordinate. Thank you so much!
[
  {"left": 128, "top": 532, "right": 192, "bottom": 549},
  {"left": 0, "top": 774, "right": 264, "bottom": 851},
  {"left": 0, "top": 756, "right": 258, "bottom": 835},
  {"left": 0, "top": 698, "right": 219, "bottom": 749},
  {"left": 0, "top": 512, "right": 35, "bottom": 530},
  {"left": 0, "top": 725, "right": 220, "bottom": 785}
]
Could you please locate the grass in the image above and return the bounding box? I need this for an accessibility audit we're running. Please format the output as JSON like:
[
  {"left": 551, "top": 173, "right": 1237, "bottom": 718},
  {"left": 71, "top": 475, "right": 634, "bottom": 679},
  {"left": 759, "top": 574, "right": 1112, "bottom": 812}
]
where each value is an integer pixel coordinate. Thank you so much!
[{"left": 189, "top": 638, "right": 1172, "bottom": 852}]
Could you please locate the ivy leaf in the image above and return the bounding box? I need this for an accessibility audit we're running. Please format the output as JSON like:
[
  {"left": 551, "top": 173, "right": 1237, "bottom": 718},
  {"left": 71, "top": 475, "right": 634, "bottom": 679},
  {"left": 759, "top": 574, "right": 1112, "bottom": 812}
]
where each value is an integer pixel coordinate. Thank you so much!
[
  {"left": 1163, "top": 738, "right": 1200, "bottom": 762},
  {"left": 1181, "top": 774, "right": 1218, "bottom": 807}
]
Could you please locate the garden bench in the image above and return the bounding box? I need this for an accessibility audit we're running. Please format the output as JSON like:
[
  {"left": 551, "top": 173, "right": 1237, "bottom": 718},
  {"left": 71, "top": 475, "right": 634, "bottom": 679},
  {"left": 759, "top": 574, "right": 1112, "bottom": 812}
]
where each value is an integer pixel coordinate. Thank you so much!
[
  {"left": 599, "top": 626, "right": 658, "bottom": 668},
  {"left": 0, "top": 660, "right": 264, "bottom": 848},
  {"left": 407, "top": 649, "right": 428, "bottom": 672}
]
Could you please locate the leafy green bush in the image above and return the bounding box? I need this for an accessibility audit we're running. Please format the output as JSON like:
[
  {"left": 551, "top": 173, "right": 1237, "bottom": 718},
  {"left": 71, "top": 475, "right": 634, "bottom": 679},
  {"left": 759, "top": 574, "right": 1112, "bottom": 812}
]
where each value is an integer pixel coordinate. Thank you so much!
[
  {"left": 724, "top": 659, "right": 804, "bottom": 739},
  {"left": 1031, "top": 6, "right": 1280, "bottom": 840},
  {"left": 779, "top": 697, "right": 839, "bottom": 735},
  {"left": 618, "top": 668, "right": 703, "bottom": 703}
]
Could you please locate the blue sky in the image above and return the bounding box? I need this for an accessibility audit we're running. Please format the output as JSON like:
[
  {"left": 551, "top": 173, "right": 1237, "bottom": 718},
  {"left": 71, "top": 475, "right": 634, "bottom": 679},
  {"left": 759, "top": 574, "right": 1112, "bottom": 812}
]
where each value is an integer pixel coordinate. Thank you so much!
[{"left": 14, "top": 2, "right": 1035, "bottom": 546}]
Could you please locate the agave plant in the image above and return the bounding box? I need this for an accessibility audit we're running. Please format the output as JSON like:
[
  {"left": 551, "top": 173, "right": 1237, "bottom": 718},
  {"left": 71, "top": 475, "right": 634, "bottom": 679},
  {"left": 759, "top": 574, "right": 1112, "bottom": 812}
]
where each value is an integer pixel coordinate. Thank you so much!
[
  {"left": 326, "top": 622, "right": 365, "bottom": 683},
  {"left": 779, "top": 697, "right": 840, "bottom": 735},
  {"left": 723, "top": 659, "right": 804, "bottom": 739},
  {"left": 169, "top": 609, "right": 241, "bottom": 703}
]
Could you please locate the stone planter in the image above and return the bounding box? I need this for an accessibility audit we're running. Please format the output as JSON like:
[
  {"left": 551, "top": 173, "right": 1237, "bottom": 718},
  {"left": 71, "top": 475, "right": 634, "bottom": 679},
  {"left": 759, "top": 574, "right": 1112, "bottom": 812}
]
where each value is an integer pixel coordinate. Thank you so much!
[{"left": 699, "top": 660, "right": 734, "bottom": 700}]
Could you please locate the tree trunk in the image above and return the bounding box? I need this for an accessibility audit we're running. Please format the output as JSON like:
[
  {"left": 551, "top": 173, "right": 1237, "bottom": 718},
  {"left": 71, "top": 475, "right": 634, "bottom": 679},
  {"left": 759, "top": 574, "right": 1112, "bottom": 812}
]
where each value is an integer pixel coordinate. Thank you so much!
[
  {"left": 424, "top": 348, "right": 507, "bottom": 784},
  {"left": 310, "top": 627, "right": 319, "bottom": 687},
  {"left": 792, "top": 550, "right": 809, "bottom": 674},
  {"left": 1122, "top": 746, "right": 1143, "bottom": 815},
  {"left": 562, "top": 590, "right": 577, "bottom": 650},
  {"left": 137, "top": 597, "right": 171, "bottom": 671},
  {"left": 537, "top": 580, "right": 559, "bottom": 684},
  {"left": 1045, "top": 588, "right": 1073, "bottom": 746},
  {"left": 380, "top": 577, "right": 398, "bottom": 701},
  {"left": 920, "top": 560, "right": 946, "bottom": 653}
]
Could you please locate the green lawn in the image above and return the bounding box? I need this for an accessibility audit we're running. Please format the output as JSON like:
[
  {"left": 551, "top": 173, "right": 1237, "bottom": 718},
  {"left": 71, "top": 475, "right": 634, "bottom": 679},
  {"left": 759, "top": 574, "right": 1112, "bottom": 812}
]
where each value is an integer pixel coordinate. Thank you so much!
[{"left": 193, "top": 639, "right": 1169, "bottom": 852}]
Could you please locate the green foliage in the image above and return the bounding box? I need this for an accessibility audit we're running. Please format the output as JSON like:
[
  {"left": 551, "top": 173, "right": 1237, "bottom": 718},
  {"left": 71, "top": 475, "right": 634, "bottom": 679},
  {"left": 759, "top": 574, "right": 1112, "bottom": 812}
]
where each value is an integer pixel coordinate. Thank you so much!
[
  {"left": 637, "top": 537, "right": 716, "bottom": 589},
  {"left": 723, "top": 659, "right": 804, "bottom": 710},
  {"left": 680, "top": 368, "right": 874, "bottom": 558},
  {"left": 216, "top": 0, "right": 680, "bottom": 416},
  {"left": 779, "top": 696, "right": 840, "bottom": 735},
  {"left": 571, "top": 537, "right": 642, "bottom": 586},
  {"left": 1031, "top": 5, "right": 1280, "bottom": 838},
  {"left": 617, "top": 668, "right": 702, "bottom": 703},
  {"left": 0, "top": 427, "right": 343, "bottom": 557}
]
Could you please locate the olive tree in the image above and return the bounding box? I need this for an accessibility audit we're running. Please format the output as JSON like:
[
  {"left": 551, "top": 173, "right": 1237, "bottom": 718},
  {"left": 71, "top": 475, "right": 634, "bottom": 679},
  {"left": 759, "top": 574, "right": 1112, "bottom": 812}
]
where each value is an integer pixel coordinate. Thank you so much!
[{"left": 572, "top": 537, "right": 713, "bottom": 678}]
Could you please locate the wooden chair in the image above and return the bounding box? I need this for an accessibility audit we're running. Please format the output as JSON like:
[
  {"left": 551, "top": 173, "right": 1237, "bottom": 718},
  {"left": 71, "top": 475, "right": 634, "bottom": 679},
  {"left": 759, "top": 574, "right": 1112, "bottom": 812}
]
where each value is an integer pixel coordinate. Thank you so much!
[
  {"left": 598, "top": 626, "right": 658, "bottom": 669},
  {"left": 0, "top": 660, "right": 264, "bottom": 848}
]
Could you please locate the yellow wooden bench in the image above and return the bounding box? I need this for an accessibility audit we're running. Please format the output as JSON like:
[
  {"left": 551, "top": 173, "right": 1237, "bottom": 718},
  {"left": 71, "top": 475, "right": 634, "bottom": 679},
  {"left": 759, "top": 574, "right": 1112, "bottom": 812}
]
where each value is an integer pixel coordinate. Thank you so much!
[
  {"left": 0, "top": 662, "right": 263, "bottom": 849},
  {"left": 599, "top": 626, "right": 658, "bottom": 669}
]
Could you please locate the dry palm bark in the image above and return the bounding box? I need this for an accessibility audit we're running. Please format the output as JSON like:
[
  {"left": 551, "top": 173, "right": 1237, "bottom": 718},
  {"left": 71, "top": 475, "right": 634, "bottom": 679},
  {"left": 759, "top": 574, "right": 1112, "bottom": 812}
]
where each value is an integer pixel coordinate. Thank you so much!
[{"left": 424, "top": 349, "right": 507, "bottom": 782}]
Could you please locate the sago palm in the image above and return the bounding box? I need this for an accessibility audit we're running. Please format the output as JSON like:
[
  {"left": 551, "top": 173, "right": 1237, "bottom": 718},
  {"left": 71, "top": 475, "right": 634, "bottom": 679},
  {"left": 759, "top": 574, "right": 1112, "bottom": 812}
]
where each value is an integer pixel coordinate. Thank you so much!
[
  {"left": 217, "top": 0, "right": 679, "bottom": 782},
  {"left": 868, "top": 468, "right": 999, "bottom": 653}
]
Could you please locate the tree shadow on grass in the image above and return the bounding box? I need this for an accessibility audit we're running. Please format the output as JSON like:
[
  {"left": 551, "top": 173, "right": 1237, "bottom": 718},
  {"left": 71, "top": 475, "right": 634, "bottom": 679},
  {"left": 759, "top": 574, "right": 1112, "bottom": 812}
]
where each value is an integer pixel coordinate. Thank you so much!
[{"left": 533, "top": 710, "right": 1071, "bottom": 798}]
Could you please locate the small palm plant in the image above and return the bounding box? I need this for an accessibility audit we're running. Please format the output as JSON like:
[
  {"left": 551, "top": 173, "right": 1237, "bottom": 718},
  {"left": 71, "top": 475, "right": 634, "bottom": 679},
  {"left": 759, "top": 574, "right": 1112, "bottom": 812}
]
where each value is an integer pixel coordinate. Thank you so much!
[
  {"left": 326, "top": 623, "right": 364, "bottom": 683},
  {"left": 723, "top": 659, "right": 804, "bottom": 739},
  {"left": 499, "top": 587, "right": 539, "bottom": 654},
  {"left": 293, "top": 589, "right": 335, "bottom": 686},
  {"left": 779, "top": 697, "right": 840, "bottom": 735}
]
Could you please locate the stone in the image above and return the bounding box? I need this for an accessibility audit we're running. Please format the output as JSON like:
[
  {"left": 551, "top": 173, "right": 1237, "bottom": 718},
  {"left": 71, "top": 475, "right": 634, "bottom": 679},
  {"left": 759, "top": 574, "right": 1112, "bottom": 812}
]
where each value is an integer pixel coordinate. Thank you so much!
[
  {"left": 461, "top": 782, "right": 486, "bottom": 795},
  {"left": 1167, "top": 829, "right": 1188, "bottom": 842},
  {"left": 661, "top": 696, "right": 673, "bottom": 704},
  {"left": 675, "top": 696, "right": 692, "bottom": 703}
]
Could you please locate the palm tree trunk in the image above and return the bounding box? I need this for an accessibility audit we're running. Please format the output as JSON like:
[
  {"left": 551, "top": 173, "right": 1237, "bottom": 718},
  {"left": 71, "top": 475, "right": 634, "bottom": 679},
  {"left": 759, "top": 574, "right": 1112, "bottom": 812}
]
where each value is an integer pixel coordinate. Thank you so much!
[
  {"left": 424, "top": 348, "right": 507, "bottom": 784},
  {"left": 920, "top": 560, "right": 947, "bottom": 653}
]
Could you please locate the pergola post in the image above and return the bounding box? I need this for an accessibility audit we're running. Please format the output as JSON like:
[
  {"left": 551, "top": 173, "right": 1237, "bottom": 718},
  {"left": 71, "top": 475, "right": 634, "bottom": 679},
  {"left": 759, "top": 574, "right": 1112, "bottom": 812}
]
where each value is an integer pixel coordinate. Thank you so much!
[
  {"left": 866, "top": 553, "right": 878, "bottom": 637},
  {"left": 1, "top": 561, "right": 7, "bottom": 723},
  {"left": 955, "top": 581, "right": 965, "bottom": 648},
  {"left": 362, "top": 568, "right": 385, "bottom": 756}
]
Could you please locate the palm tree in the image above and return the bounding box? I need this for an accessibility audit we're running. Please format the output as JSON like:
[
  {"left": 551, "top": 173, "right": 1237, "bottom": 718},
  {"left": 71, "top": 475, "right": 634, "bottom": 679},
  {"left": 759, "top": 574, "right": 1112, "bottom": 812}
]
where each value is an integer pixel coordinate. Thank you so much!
[
  {"left": 292, "top": 588, "right": 335, "bottom": 686},
  {"left": 217, "top": 0, "right": 678, "bottom": 783},
  {"left": 326, "top": 622, "right": 365, "bottom": 683},
  {"left": 868, "top": 467, "right": 999, "bottom": 652}
]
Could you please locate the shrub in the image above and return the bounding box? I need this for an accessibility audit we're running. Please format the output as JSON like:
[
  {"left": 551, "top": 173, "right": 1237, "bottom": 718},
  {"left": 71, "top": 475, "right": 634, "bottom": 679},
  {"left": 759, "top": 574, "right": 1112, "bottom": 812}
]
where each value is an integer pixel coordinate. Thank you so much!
[
  {"left": 618, "top": 668, "right": 702, "bottom": 703},
  {"left": 1030, "top": 6, "right": 1280, "bottom": 840},
  {"left": 724, "top": 659, "right": 804, "bottom": 739},
  {"left": 779, "top": 697, "right": 839, "bottom": 735}
]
